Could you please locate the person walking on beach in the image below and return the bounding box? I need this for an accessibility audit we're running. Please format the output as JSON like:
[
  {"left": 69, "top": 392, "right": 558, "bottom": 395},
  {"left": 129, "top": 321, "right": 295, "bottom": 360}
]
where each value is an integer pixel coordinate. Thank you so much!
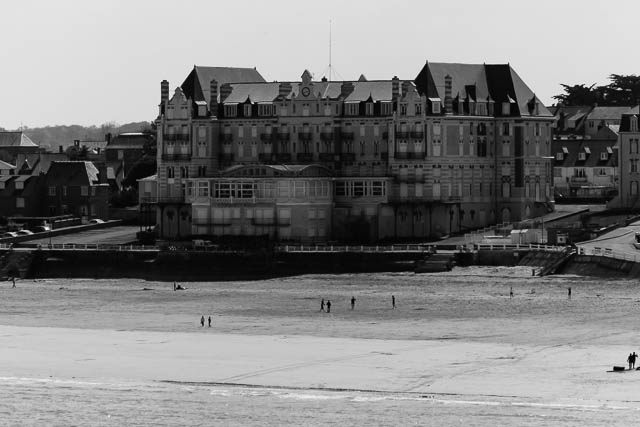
[
  {"left": 11, "top": 277, "right": 16, "bottom": 288},
  {"left": 208, "top": 316, "right": 212, "bottom": 327},
  {"left": 321, "top": 298, "right": 325, "bottom": 312},
  {"left": 173, "top": 282, "right": 176, "bottom": 291},
  {"left": 200, "top": 315, "right": 205, "bottom": 327},
  {"left": 326, "top": 300, "right": 331, "bottom": 313},
  {"left": 568, "top": 287, "right": 572, "bottom": 299},
  {"left": 509, "top": 287, "right": 513, "bottom": 299},
  {"left": 628, "top": 353, "right": 635, "bottom": 370},
  {"left": 350, "top": 296, "right": 356, "bottom": 310},
  {"left": 392, "top": 295, "right": 396, "bottom": 309}
]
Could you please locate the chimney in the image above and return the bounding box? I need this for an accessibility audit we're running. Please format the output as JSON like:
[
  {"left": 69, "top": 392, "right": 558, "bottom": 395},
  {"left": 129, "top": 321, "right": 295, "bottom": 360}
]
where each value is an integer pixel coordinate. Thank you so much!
[
  {"left": 59, "top": 145, "right": 63, "bottom": 153},
  {"left": 279, "top": 82, "right": 292, "bottom": 98},
  {"left": 401, "top": 81, "right": 410, "bottom": 97},
  {"left": 444, "top": 75, "right": 453, "bottom": 114},
  {"left": 220, "top": 83, "right": 233, "bottom": 102},
  {"left": 340, "top": 81, "right": 354, "bottom": 98},
  {"left": 209, "top": 79, "right": 218, "bottom": 116},
  {"left": 161, "top": 80, "right": 169, "bottom": 104},
  {"left": 392, "top": 76, "right": 399, "bottom": 100}
]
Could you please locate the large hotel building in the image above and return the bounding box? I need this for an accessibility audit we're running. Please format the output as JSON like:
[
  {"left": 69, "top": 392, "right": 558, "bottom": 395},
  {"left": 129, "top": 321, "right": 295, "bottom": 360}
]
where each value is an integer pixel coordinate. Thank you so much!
[{"left": 151, "top": 61, "right": 554, "bottom": 242}]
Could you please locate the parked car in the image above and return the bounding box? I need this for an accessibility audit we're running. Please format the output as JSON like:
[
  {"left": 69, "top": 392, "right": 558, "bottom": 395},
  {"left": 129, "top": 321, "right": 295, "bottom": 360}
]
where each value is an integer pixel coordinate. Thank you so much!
[
  {"left": 32, "top": 225, "right": 51, "bottom": 233},
  {"left": 89, "top": 219, "right": 105, "bottom": 224},
  {"left": 1, "top": 232, "right": 18, "bottom": 239},
  {"left": 16, "top": 230, "right": 34, "bottom": 236}
]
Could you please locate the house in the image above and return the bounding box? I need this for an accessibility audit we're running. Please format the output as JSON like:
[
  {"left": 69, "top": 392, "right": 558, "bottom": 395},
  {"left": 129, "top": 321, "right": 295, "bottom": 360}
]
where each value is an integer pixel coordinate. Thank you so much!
[
  {"left": 585, "top": 106, "right": 631, "bottom": 138},
  {"left": 0, "top": 159, "right": 16, "bottom": 176},
  {"left": 43, "top": 161, "right": 110, "bottom": 220},
  {"left": 552, "top": 139, "right": 618, "bottom": 200},
  {"left": 0, "top": 169, "right": 44, "bottom": 219},
  {"left": 614, "top": 106, "right": 640, "bottom": 208},
  {"left": 0, "top": 131, "right": 40, "bottom": 164}
]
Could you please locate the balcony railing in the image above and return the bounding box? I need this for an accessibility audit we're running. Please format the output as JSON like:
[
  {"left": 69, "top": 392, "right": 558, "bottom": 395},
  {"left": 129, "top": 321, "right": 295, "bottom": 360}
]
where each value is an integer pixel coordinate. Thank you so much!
[
  {"left": 276, "top": 153, "right": 292, "bottom": 162},
  {"left": 320, "top": 132, "right": 334, "bottom": 141},
  {"left": 570, "top": 176, "right": 588, "bottom": 183},
  {"left": 395, "top": 131, "right": 410, "bottom": 139},
  {"left": 298, "top": 132, "right": 313, "bottom": 141},
  {"left": 340, "top": 131, "right": 354, "bottom": 140},
  {"left": 296, "top": 153, "right": 314, "bottom": 163},
  {"left": 340, "top": 153, "right": 356, "bottom": 162},
  {"left": 163, "top": 133, "right": 190, "bottom": 142},
  {"left": 394, "top": 151, "right": 425, "bottom": 160},
  {"left": 411, "top": 131, "right": 425, "bottom": 139},
  {"left": 161, "top": 153, "right": 191, "bottom": 161},
  {"left": 141, "top": 196, "right": 186, "bottom": 204},
  {"left": 260, "top": 133, "right": 275, "bottom": 142},
  {"left": 319, "top": 153, "right": 337, "bottom": 162},
  {"left": 258, "top": 153, "right": 275, "bottom": 162},
  {"left": 276, "top": 132, "right": 290, "bottom": 141},
  {"left": 220, "top": 133, "right": 233, "bottom": 142}
]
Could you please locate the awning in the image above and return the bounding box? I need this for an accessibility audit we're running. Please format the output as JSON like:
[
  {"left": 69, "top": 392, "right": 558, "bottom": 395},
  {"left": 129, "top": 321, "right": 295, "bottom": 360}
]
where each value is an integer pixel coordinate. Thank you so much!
[{"left": 584, "top": 147, "right": 591, "bottom": 154}]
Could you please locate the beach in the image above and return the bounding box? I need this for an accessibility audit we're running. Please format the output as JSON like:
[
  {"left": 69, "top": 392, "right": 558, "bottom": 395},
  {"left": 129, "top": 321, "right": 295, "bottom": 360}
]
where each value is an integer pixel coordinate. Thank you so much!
[{"left": 2, "top": 267, "right": 640, "bottom": 425}]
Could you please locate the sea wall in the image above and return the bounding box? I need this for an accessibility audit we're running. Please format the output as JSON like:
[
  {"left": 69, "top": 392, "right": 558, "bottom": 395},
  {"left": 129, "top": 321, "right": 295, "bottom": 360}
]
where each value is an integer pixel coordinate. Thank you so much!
[{"left": 559, "top": 255, "right": 636, "bottom": 277}]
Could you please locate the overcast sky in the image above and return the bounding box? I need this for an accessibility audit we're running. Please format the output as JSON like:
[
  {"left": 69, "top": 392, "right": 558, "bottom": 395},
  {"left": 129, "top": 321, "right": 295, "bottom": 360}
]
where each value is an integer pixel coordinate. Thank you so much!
[{"left": 1, "top": 0, "right": 638, "bottom": 129}]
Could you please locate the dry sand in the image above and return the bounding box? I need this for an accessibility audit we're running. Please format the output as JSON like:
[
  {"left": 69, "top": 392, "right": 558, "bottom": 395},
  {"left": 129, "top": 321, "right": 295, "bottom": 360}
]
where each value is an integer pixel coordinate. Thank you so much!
[{"left": 2, "top": 266, "right": 640, "bottom": 419}]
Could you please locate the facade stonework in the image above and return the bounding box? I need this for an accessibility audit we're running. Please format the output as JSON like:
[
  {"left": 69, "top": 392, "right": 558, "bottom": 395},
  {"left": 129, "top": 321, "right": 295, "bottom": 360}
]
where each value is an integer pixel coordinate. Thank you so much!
[{"left": 153, "top": 62, "right": 555, "bottom": 242}]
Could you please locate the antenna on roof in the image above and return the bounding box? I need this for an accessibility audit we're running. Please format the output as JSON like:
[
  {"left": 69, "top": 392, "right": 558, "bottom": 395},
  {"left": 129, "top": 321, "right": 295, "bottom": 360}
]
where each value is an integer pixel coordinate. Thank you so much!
[{"left": 319, "top": 19, "right": 343, "bottom": 81}]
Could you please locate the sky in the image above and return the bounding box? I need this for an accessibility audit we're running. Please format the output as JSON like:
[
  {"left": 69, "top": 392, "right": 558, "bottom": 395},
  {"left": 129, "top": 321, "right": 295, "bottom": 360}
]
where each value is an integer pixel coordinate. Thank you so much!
[{"left": 1, "top": 0, "right": 639, "bottom": 130}]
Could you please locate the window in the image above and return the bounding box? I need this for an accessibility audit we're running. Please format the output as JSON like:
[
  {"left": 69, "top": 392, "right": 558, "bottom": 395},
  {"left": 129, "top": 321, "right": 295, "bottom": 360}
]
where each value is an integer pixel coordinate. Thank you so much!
[
  {"left": 433, "top": 123, "right": 441, "bottom": 136},
  {"left": 502, "top": 102, "right": 511, "bottom": 116},
  {"left": 365, "top": 103, "right": 374, "bottom": 116},
  {"left": 556, "top": 152, "right": 564, "bottom": 161},
  {"left": 243, "top": 104, "right": 252, "bottom": 117},
  {"left": 415, "top": 103, "right": 422, "bottom": 115},
  {"left": 476, "top": 103, "right": 486, "bottom": 116},
  {"left": 631, "top": 139, "right": 639, "bottom": 154},
  {"left": 167, "top": 167, "right": 174, "bottom": 178},
  {"left": 502, "top": 123, "right": 510, "bottom": 136},
  {"left": 258, "top": 104, "right": 273, "bottom": 116},
  {"left": 63, "top": 186, "right": 67, "bottom": 196},
  {"left": 224, "top": 104, "right": 237, "bottom": 117},
  {"left": 600, "top": 152, "right": 608, "bottom": 161},
  {"left": 630, "top": 115, "right": 638, "bottom": 132},
  {"left": 534, "top": 123, "right": 541, "bottom": 137},
  {"left": 578, "top": 152, "right": 586, "bottom": 161},
  {"left": 198, "top": 165, "right": 207, "bottom": 177},
  {"left": 49, "top": 186, "right": 56, "bottom": 196},
  {"left": 346, "top": 103, "right": 359, "bottom": 116},
  {"left": 16, "top": 197, "right": 24, "bottom": 208},
  {"left": 432, "top": 100, "right": 441, "bottom": 114},
  {"left": 81, "top": 186, "right": 88, "bottom": 196},
  {"left": 400, "top": 104, "right": 407, "bottom": 115}
]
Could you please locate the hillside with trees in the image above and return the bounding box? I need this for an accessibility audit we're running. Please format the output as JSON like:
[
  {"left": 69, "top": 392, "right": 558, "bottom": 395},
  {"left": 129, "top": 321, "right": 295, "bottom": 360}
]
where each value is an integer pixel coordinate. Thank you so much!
[{"left": 2, "top": 121, "right": 154, "bottom": 151}]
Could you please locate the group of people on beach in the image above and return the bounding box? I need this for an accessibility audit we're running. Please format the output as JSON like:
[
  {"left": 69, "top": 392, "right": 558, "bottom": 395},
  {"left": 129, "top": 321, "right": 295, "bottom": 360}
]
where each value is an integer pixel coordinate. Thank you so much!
[
  {"left": 627, "top": 352, "right": 638, "bottom": 370},
  {"left": 320, "top": 295, "right": 396, "bottom": 313},
  {"left": 200, "top": 315, "right": 212, "bottom": 327},
  {"left": 509, "top": 286, "right": 572, "bottom": 299}
]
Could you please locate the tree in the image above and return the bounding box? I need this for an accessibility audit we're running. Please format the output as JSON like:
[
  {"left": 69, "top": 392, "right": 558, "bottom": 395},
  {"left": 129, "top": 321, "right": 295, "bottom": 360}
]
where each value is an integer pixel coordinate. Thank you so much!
[
  {"left": 552, "top": 83, "right": 601, "bottom": 106},
  {"left": 602, "top": 74, "right": 640, "bottom": 106}
]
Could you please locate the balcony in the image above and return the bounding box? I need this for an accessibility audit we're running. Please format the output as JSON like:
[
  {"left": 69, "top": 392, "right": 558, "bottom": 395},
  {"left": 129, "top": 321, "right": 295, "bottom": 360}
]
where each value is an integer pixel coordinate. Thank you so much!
[
  {"left": 570, "top": 176, "right": 588, "bottom": 183},
  {"left": 276, "top": 153, "right": 292, "bottom": 162},
  {"left": 411, "top": 131, "right": 425, "bottom": 139},
  {"left": 220, "top": 133, "right": 233, "bottom": 142},
  {"left": 340, "top": 131, "right": 354, "bottom": 140},
  {"left": 163, "top": 133, "right": 190, "bottom": 142},
  {"left": 276, "top": 132, "right": 290, "bottom": 141},
  {"left": 340, "top": 153, "right": 356, "bottom": 162},
  {"left": 260, "top": 133, "right": 275, "bottom": 142},
  {"left": 298, "top": 132, "right": 313, "bottom": 141},
  {"left": 320, "top": 132, "right": 334, "bottom": 141},
  {"left": 395, "top": 131, "right": 410, "bottom": 139},
  {"left": 161, "top": 153, "right": 191, "bottom": 161},
  {"left": 258, "top": 153, "right": 275, "bottom": 162},
  {"left": 319, "top": 152, "right": 337, "bottom": 162},
  {"left": 252, "top": 218, "right": 276, "bottom": 226},
  {"left": 296, "top": 153, "right": 314, "bottom": 163},
  {"left": 394, "top": 151, "right": 425, "bottom": 160}
]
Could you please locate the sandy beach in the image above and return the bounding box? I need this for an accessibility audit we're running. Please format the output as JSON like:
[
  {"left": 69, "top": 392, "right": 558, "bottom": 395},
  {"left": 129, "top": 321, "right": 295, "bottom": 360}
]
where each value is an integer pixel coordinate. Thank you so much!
[{"left": 2, "top": 267, "right": 640, "bottom": 425}]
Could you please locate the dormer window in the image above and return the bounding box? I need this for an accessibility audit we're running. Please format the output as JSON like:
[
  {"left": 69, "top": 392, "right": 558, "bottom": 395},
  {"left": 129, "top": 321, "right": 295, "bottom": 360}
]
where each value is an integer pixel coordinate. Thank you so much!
[
  {"left": 502, "top": 102, "right": 511, "bottom": 116},
  {"left": 631, "top": 115, "right": 639, "bottom": 132},
  {"left": 476, "top": 102, "right": 486, "bottom": 116},
  {"left": 224, "top": 104, "right": 237, "bottom": 117},
  {"left": 400, "top": 103, "right": 407, "bottom": 115},
  {"left": 415, "top": 103, "right": 422, "bottom": 115},
  {"left": 578, "top": 152, "right": 586, "bottom": 161},
  {"left": 243, "top": 104, "right": 252, "bottom": 117},
  {"left": 258, "top": 103, "right": 273, "bottom": 117},
  {"left": 429, "top": 98, "right": 441, "bottom": 114},
  {"left": 556, "top": 152, "right": 563, "bottom": 161},
  {"left": 346, "top": 103, "right": 359, "bottom": 116},
  {"left": 600, "top": 152, "right": 608, "bottom": 161},
  {"left": 381, "top": 102, "right": 392, "bottom": 115},
  {"left": 365, "top": 103, "right": 374, "bottom": 116}
]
